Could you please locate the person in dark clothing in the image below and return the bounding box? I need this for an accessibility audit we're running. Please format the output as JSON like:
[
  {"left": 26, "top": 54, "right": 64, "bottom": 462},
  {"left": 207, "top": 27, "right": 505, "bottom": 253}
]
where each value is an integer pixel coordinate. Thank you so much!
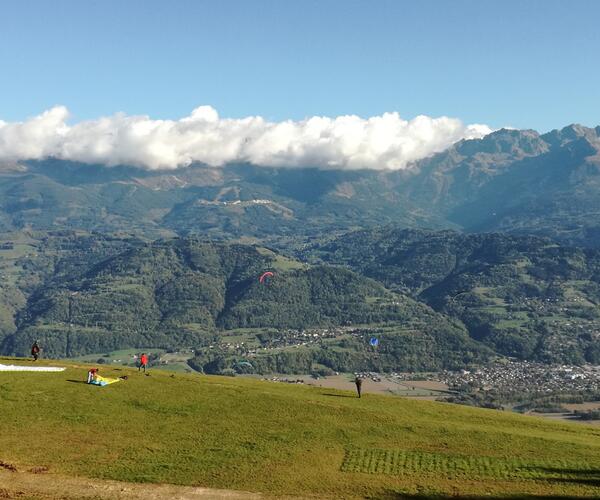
[
  {"left": 31, "top": 341, "right": 40, "bottom": 361},
  {"left": 355, "top": 375, "right": 363, "bottom": 398}
]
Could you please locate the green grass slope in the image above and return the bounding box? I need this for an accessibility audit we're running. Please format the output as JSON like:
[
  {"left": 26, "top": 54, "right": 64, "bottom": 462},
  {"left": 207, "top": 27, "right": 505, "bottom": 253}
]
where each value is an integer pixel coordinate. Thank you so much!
[{"left": 1, "top": 357, "right": 600, "bottom": 499}]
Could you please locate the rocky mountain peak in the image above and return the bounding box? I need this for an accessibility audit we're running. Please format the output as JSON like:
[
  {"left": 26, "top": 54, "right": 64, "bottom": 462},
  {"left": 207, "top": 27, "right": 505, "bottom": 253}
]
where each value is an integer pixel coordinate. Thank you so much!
[
  {"left": 454, "top": 128, "right": 547, "bottom": 158},
  {"left": 541, "top": 123, "right": 599, "bottom": 148}
]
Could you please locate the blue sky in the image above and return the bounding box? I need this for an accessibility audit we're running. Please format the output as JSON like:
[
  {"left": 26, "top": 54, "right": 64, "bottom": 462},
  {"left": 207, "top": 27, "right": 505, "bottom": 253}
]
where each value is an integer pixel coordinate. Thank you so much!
[{"left": 0, "top": 0, "right": 598, "bottom": 132}]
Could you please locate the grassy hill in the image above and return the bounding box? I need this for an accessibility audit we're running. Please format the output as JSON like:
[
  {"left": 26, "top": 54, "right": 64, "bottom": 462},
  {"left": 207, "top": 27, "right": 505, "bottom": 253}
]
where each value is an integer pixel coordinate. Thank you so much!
[{"left": 1, "top": 357, "right": 599, "bottom": 499}]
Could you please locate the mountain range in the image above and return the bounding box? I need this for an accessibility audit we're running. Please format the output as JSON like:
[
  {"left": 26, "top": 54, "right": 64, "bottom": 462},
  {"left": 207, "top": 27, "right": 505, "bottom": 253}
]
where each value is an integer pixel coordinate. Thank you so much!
[
  {"left": 1, "top": 124, "right": 599, "bottom": 246},
  {"left": 2, "top": 123, "right": 600, "bottom": 371}
]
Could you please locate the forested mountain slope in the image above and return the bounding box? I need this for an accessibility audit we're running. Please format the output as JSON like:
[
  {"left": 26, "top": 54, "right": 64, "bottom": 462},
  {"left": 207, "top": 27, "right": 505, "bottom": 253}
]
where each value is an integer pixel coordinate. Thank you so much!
[
  {"left": 4, "top": 228, "right": 600, "bottom": 369},
  {"left": 1, "top": 235, "right": 484, "bottom": 370},
  {"left": 0, "top": 230, "right": 139, "bottom": 345},
  {"left": 308, "top": 227, "right": 600, "bottom": 364}
]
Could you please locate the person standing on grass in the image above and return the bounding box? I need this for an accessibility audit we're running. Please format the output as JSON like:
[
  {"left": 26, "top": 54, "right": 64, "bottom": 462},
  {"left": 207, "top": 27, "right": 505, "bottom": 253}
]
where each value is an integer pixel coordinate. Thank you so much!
[
  {"left": 139, "top": 353, "right": 148, "bottom": 373},
  {"left": 355, "top": 375, "right": 363, "bottom": 398},
  {"left": 31, "top": 341, "right": 40, "bottom": 361}
]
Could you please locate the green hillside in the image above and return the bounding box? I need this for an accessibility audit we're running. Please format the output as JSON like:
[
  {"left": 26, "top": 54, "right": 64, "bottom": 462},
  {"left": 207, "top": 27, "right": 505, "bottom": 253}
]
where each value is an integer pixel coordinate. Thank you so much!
[
  {"left": 3, "top": 237, "right": 482, "bottom": 373},
  {"left": 6, "top": 229, "right": 600, "bottom": 372},
  {"left": 1, "top": 357, "right": 599, "bottom": 499},
  {"left": 0, "top": 230, "right": 139, "bottom": 345},
  {"left": 308, "top": 227, "right": 600, "bottom": 364}
]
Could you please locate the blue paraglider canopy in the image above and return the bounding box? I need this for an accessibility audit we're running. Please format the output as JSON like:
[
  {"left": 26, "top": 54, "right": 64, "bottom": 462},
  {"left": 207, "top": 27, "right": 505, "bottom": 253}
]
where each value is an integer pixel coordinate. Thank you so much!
[{"left": 369, "top": 337, "right": 379, "bottom": 347}]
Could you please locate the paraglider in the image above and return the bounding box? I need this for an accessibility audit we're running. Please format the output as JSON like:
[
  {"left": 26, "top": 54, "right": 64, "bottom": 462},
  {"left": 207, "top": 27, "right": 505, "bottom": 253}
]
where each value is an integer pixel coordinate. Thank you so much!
[
  {"left": 233, "top": 360, "right": 254, "bottom": 372},
  {"left": 369, "top": 337, "right": 380, "bottom": 359},
  {"left": 259, "top": 271, "right": 274, "bottom": 284}
]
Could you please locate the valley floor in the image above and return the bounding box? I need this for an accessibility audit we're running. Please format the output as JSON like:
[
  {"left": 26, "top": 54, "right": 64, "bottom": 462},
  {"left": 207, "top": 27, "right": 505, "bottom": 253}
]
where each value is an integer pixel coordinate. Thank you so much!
[{"left": 246, "top": 373, "right": 449, "bottom": 399}]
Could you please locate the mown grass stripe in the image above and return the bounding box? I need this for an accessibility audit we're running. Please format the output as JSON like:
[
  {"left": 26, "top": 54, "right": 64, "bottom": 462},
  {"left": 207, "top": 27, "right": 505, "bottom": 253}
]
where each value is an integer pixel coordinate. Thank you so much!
[{"left": 340, "top": 448, "right": 600, "bottom": 482}]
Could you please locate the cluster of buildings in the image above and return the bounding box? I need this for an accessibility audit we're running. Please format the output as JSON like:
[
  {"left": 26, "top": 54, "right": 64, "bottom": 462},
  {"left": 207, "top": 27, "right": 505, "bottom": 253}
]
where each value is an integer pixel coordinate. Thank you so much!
[
  {"left": 355, "top": 371, "right": 382, "bottom": 382},
  {"left": 258, "top": 327, "right": 363, "bottom": 349},
  {"left": 195, "top": 198, "right": 273, "bottom": 206},
  {"left": 262, "top": 376, "right": 305, "bottom": 384},
  {"left": 440, "top": 361, "right": 600, "bottom": 396},
  {"left": 209, "top": 327, "right": 366, "bottom": 356}
]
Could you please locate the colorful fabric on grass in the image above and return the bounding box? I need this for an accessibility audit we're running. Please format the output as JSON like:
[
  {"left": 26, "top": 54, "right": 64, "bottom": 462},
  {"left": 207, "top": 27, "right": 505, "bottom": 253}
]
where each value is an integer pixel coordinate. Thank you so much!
[{"left": 88, "top": 374, "right": 121, "bottom": 387}]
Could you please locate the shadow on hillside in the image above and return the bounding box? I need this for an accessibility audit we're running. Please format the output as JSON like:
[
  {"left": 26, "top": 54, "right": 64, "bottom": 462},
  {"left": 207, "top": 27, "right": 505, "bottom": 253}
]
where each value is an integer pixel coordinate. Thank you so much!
[
  {"left": 321, "top": 393, "right": 356, "bottom": 398},
  {"left": 542, "top": 468, "right": 600, "bottom": 487},
  {"left": 375, "top": 466, "right": 600, "bottom": 498},
  {"left": 0, "top": 357, "right": 35, "bottom": 362},
  {"left": 374, "top": 493, "right": 600, "bottom": 500},
  {"left": 376, "top": 470, "right": 600, "bottom": 499},
  {"left": 371, "top": 467, "right": 600, "bottom": 499}
]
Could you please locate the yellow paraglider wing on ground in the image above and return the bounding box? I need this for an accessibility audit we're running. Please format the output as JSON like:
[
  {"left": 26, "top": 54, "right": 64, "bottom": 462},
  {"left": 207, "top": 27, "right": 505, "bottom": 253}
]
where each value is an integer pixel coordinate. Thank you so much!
[{"left": 89, "top": 374, "right": 121, "bottom": 386}]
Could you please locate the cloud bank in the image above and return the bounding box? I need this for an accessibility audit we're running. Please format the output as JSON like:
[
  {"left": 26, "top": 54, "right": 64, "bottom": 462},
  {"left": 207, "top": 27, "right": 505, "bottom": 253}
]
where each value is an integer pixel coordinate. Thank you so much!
[{"left": 0, "top": 106, "right": 491, "bottom": 170}]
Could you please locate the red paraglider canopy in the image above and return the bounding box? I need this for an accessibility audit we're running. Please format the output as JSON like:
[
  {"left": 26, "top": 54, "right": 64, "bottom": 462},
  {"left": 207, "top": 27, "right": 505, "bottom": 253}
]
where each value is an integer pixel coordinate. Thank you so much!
[{"left": 259, "top": 271, "right": 274, "bottom": 284}]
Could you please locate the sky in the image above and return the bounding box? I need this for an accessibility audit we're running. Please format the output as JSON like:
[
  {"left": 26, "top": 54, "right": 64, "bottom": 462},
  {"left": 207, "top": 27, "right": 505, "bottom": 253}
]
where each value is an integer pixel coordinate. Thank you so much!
[{"left": 0, "top": 0, "right": 598, "bottom": 170}]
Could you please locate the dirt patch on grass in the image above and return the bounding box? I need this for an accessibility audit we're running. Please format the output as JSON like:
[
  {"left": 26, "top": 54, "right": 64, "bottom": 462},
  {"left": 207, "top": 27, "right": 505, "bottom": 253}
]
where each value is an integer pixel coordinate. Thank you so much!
[
  {"left": 529, "top": 412, "right": 600, "bottom": 426},
  {"left": 0, "top": 487, "right": 25, "bottom": 498},
  {"left": 564, "top": 401, "right": 600, "bottom": 411},
  {"left": 268, "top": 374, "right": 449, "bottom": 397},
  {"left": 29, "top": 466, "right": 49, "bottom": 474},
  {"left": 406, "top": 380, "right": 448, "bottom": 391},
  {"left": 0, "top": 470, "right": 267, "bottom": 499},
  {"left": 0, "top": 462, "right": 17, "bottom": 472}
]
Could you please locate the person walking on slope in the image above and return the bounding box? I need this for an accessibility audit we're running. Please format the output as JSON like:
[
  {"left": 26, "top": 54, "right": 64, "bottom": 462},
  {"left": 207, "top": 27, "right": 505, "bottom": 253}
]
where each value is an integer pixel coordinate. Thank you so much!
[
  {"left": 139, "top": 353, "right": 148, "bottom": 373},
  {"left": 354, "top": 375, "right": 363, "bottom": 398},
  {"left": 31, "top": 341, "right": 40, "bottom": 361}
]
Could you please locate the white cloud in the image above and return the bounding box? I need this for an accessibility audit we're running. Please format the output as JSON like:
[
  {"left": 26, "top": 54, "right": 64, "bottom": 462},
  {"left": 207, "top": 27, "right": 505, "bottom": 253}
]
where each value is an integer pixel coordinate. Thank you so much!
[{"left": 0, "top": 106, "right": 492, "bottom": 170}]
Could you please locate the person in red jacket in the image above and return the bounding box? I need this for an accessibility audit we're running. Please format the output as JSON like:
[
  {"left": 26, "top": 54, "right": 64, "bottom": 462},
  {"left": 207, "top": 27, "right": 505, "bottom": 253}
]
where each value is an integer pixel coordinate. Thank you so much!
[
  {"left": 139, "top": 353, "right": 148, "bottom": 373},
  {"left": 87, "top": 367, "right": 99, "bottom": 383}
]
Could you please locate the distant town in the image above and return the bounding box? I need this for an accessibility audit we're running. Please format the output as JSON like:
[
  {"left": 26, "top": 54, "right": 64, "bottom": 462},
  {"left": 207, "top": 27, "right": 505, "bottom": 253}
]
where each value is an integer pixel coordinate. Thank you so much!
[{"left": 439, "top": 360, "right": 600, "bottom": 397}]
